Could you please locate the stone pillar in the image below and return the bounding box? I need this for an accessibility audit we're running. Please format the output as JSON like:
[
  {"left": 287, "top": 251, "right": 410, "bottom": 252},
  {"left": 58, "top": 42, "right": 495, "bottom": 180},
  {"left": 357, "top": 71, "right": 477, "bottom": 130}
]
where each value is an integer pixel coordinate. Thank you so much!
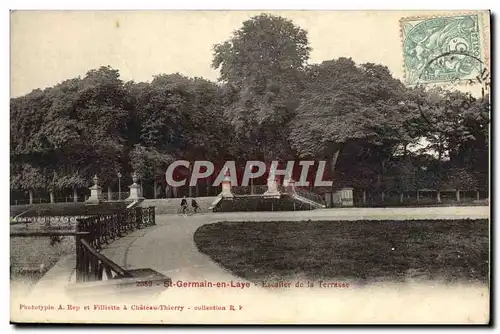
[
  {"left": 332, "top": 190, "right": 342, "bottom": 207},
  {"left": 220, "top": 168, "right": 234, "bottom": 199},
  {"left": 324, "top": 192, "right": 332, "bottom": 208},
  {"left": 107, "top": 186, "right": 112, "bottom": 201},
  {"left": 73, "top": 188, "right": 78, "bottom": 202},
  {"left": 264, "top": 175, "right": 280, "bottom": 198},
  {"left": 49, "top": 190, "right": 55, "bottom": 203},
  {"left": 126, "top": 172, "right": 144, "bottom": 201},
  {"left": 284, "top": 179, "right": 295, "bottom": 194},
  {"left": 340, "top": 187, "right": 354, "bottom": 207},
  {"left": 86, "top": 175, "right": 103, "bottom": 203},
  {"left": 29, "top": 189, "right": 33, "bottom": 205}
]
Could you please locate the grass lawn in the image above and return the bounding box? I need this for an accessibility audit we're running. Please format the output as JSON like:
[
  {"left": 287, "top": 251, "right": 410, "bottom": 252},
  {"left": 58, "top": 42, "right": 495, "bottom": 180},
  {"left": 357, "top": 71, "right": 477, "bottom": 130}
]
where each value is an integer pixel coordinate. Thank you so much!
[
  {"left": 10, "top": 235, "right": 75, "bottom": 289},
  {"left": 194, "top": 219, "right": 489, "bottom": 284}
]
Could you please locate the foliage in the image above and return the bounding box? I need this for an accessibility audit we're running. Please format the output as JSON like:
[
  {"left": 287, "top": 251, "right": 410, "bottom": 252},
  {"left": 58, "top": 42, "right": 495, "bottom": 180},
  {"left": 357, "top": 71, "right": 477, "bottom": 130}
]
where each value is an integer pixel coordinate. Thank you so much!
[
  {"left": 213, "top": 14, "right": 310, "bottom": 161},
  {"left": 10, "top": 15, "right": 490, "bottom": 199}
]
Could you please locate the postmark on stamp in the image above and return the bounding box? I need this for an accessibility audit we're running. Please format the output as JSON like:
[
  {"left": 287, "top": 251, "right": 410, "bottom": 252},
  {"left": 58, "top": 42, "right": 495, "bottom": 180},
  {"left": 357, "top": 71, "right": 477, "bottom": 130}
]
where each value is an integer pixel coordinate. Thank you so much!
[{"left": 400, "top": 14, "right": 484, "bottom": 85}]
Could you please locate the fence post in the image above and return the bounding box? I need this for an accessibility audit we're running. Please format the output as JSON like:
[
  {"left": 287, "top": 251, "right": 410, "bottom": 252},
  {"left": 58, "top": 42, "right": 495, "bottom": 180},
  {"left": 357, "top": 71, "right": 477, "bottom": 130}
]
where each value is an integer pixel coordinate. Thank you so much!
[
  {"left": 151, "top": 207, "right": 156, "bottom": 225},
  {"left": 75, "top": 219, "right": 83, "bottom": 282},
  {"left": 135, "top": 207, "right": 142, "bottom": 228}
]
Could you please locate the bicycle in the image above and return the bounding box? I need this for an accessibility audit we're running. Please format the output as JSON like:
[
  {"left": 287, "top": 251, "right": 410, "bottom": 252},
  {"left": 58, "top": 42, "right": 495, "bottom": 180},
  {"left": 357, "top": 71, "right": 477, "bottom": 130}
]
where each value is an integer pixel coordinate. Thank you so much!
[
  {"left": 176, "top": 206, "right": 205, "bottom": 216},
  {"left": 177, "top": 206, "right": 191, "bottom": 215}
]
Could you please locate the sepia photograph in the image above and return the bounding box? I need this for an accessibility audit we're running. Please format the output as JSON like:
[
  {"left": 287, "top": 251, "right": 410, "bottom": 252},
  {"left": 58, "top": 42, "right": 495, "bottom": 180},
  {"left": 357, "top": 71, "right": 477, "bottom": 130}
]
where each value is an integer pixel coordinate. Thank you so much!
[{"left": 9, "top": 9, "right": 491, "bottom": 324}]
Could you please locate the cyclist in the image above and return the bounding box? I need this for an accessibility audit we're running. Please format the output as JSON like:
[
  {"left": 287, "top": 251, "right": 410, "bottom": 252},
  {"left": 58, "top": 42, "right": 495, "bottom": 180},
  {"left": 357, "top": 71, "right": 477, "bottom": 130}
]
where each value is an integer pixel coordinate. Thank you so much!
[
  {"left": 180, "top": 196, "right": 188, "bottom": 214},
  {"left": 191, "top": 197, "right": 200, "bottom": 213}
]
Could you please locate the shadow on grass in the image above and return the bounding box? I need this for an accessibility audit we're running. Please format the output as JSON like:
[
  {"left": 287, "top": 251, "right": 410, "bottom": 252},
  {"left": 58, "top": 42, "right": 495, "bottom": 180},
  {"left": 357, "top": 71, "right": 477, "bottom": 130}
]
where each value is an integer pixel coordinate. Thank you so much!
[{"left": 194, "top": 219, "right": 489, "bottom": 285}]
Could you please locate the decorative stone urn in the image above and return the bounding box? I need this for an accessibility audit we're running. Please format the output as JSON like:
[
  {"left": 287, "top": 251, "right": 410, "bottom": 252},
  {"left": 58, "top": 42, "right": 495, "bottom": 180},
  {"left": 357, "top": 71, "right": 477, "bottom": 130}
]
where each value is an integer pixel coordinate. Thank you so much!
[
  {"left": 220, "top": 168, "right": 234, "bottom": 199},
  {"left": 126, "top": 172, "right": 144, "bottom": 201},
  {"left": 86, "top": 175, "right": 103, "bottom": 203},
  {"left": 263, "top": 175, "right": 280, "bottom": 198}
]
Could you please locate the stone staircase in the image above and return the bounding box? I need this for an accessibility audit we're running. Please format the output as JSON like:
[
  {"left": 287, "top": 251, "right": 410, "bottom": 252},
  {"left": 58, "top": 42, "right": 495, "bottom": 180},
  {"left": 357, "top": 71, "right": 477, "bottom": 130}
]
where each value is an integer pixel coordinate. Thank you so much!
[
  {"left": 288, "top": 193, "right": 326, "bottom": 209},
  {"left": 287, "top": 187, "right": 326, "bottom": 209},
  {"left": 140, "top": 197, "right": 219, "bottom": 214}
]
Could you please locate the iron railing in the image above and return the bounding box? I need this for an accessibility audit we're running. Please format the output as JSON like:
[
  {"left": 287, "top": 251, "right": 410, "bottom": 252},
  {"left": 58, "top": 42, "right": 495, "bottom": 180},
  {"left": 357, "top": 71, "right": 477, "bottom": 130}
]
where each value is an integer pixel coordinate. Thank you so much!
[
  {"left": 286, "top": 185, "right": 326, "bottom": 205},
  {"left": 76, "top": 207, "right": 155, "bottom": 251},
  {"left": 11, "top": 215, "right": 87, "bottom": 227},
  {"left": 75, "top": 207, "right": 155, "bottom": 281},
  {"left": 75, "top": 238, "right": 133, "bottom": 282},
  {"left": 10, "top": 206, "right": 156, "bottom": 283},
  {"left": 104, "top": 192, "right": 131, "bottom": 201}
]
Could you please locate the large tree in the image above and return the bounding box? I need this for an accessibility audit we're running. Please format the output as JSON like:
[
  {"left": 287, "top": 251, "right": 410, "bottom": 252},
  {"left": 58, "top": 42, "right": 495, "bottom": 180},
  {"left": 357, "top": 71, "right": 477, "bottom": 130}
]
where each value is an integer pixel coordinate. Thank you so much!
[
  {"left": 213, "top": 14, "right": 310, "bottom": 162},
  {"left": 289, "top": 58, "right": 418, "bottom": 190},
  {"left": 10, "top": 66, "right": 132, "bottom": 197},
  {"left": 413, "top": 86, "right": 490, "bottom": 201},
  {"left": 131, "top": 73, "right": 231, "bottom": 196}
]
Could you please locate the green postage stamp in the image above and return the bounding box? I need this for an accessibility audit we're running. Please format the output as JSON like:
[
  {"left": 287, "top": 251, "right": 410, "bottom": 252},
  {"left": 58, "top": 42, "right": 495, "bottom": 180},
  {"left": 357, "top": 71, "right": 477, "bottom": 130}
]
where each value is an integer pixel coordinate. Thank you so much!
[{"left": 401, "top": 14, "right": 486, "bottom": 85}]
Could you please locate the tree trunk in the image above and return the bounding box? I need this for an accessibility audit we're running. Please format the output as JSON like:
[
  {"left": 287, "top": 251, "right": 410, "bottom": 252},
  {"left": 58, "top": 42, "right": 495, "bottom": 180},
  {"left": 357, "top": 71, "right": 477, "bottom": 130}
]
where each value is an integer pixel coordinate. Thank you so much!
[
  {"left": 107, "top": 186, "right": 112, "bottom": 201},
  {"left": 456, "top": 189, "right": 460, "bottom": 202},
  {"left": 477, "top": 190, "right": 480, "bottom": 201},
  {"left": 206, "top": 180, "right": 210, "bottom": 197},
  {"left": 172, "top": 186, "right": 178, "bottom": 198},
  {"left": 165, "top": 185, "right": 170, "bottom": 198},
  {"left": 153, "top": 180, "right": 157, "bottom": 199},
  {"left": 49, "top": 191, "right": 55, "bottom": 203},
  {"left": 399, "top": 192, "right": 404, "bottom": 204},
  {"left": 362, "top": 190, "right": 367, "bottom": 204},
  {"left": 381, "top": 191, "right": 385, "bottom": 202},
  {"left": 29, "top": 189, "right": 33, "bottom": 205},
  {"left": 416, "top": 190, "right": 420, "bottom": 202},
  {"left": 329, "top": 149, "right": 341, "bottom": 193},
  {"left": 73, "top": 188, "right": 78, "bottom": 202},
  {"left": 436, "top": 191, "right": 442, "bottom": 204}
]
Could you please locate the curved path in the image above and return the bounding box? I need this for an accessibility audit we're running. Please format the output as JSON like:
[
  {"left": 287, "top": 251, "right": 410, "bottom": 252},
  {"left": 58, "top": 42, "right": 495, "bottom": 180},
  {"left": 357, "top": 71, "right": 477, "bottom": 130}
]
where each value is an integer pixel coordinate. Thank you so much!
[
  {"left": 19, "top": 206, "right": 489, "bottom": 324},
  {"left": 101, "top": 206, "right": 490, "bottom": 282}
]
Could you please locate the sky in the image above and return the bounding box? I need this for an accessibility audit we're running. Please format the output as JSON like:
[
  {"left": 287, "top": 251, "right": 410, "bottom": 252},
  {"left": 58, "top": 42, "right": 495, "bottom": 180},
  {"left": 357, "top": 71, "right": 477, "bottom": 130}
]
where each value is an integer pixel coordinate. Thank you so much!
[{"left": 10, "top": 10, "right": 488, "bottom": 98}]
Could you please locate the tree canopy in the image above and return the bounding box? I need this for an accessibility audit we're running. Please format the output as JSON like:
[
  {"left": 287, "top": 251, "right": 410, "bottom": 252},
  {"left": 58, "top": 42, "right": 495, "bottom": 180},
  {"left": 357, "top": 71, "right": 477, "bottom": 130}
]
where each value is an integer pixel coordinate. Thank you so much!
[{"left": 10, "top": 14, "right": 490, "bottom": 202}]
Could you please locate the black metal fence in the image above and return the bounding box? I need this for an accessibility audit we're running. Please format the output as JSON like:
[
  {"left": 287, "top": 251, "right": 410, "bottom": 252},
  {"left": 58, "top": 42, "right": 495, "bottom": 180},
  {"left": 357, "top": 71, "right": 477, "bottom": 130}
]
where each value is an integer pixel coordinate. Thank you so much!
[
  {"left": 76, "top": 238, "right": 133, "bottom": 282},
  {"left": 10, "top": 206, "right": 156, "bottom": 284},
  {"left": 75, "top": 206, "right": 155, "bottom": 282},
  {"left": 11, "top": 215, "right": 87, "bottom": 227}
]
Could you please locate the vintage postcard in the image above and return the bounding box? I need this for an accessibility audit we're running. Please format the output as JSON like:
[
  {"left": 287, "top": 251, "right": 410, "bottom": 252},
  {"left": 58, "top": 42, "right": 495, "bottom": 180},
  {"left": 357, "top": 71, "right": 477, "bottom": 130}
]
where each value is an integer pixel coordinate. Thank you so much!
[{"left": 10, "top": 10, "right": 491, "bottom": 324}]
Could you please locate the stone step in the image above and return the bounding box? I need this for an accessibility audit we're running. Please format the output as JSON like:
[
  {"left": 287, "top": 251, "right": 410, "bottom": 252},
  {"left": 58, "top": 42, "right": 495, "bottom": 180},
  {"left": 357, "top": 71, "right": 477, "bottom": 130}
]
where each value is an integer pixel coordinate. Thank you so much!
[{"left": 141, "top": 197, "right": 218, "bottom": 214}]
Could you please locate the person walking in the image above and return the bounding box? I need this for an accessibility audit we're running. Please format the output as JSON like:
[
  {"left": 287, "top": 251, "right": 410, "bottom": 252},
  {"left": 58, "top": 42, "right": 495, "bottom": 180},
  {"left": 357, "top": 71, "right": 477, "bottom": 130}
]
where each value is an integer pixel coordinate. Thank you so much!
[{"left": 180, "top": 196, "right": 188, "bottom": 214}]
